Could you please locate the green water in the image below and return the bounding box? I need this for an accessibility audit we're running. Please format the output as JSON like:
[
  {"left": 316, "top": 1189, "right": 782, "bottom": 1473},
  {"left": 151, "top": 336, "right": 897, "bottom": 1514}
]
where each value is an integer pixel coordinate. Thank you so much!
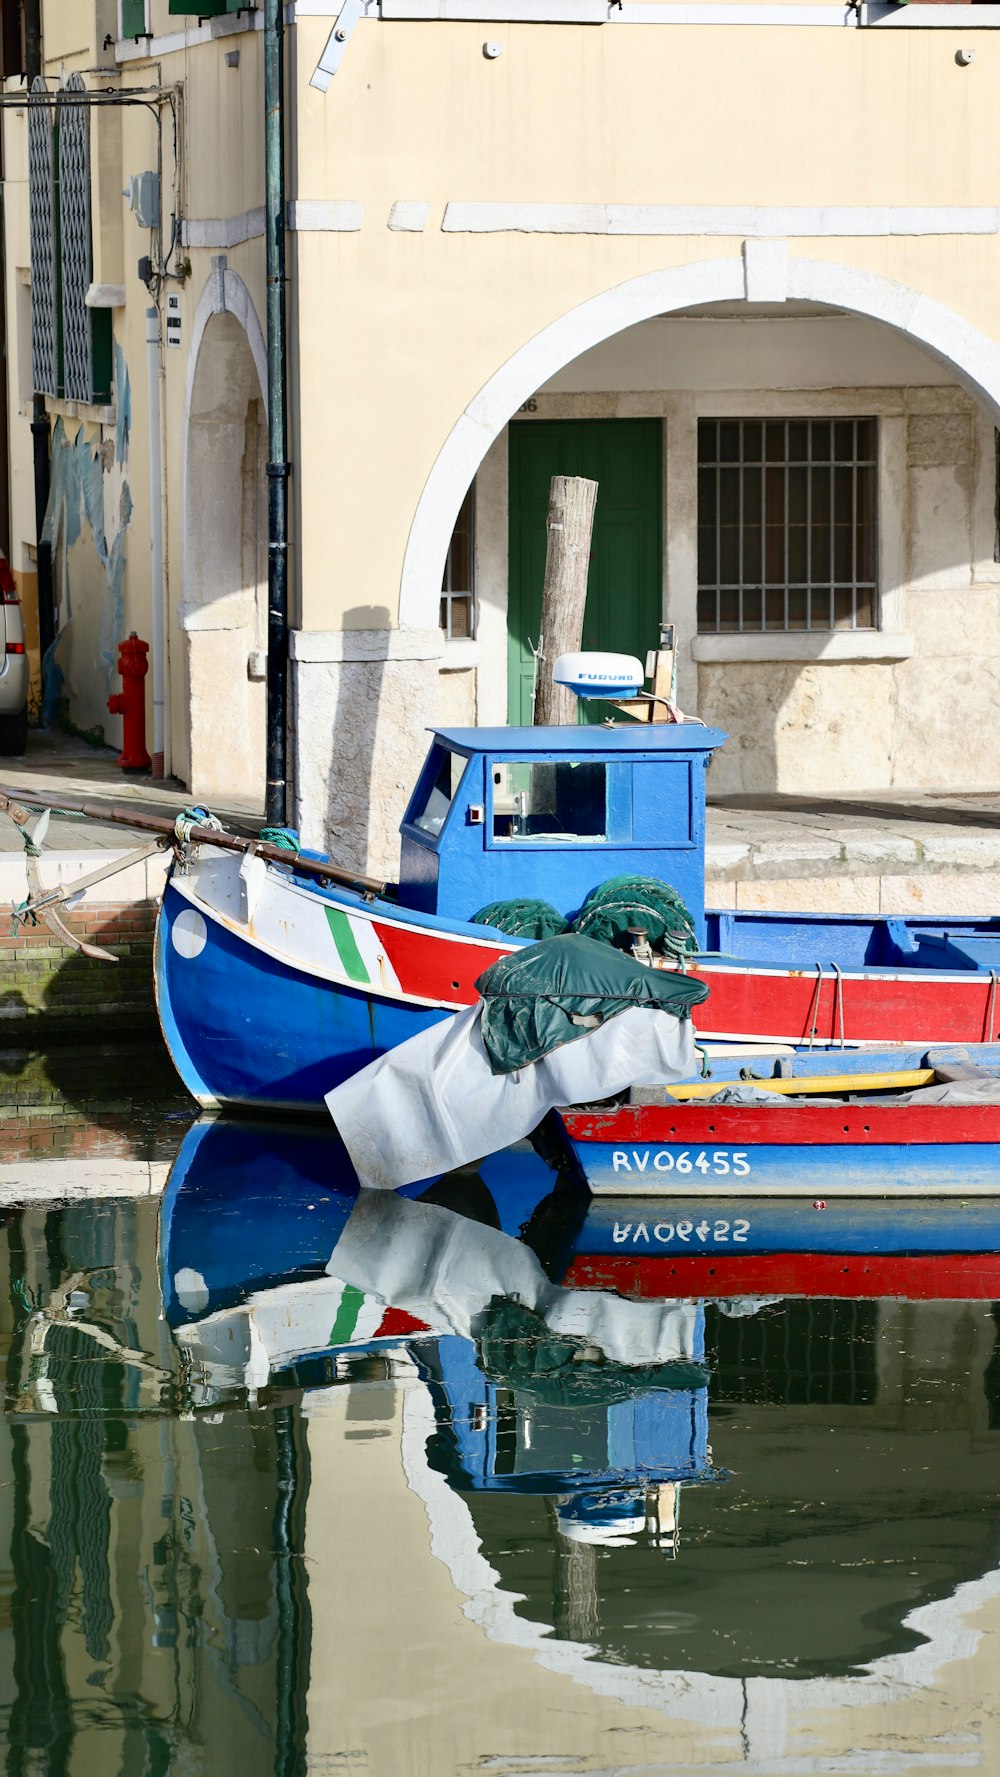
[{"left": 1, "top": 1049, "right": 999, "bottom": 1775}]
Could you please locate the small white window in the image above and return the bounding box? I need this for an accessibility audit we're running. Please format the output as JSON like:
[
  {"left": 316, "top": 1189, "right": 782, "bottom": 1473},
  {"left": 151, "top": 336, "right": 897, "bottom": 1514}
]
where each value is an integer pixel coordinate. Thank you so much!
[{"left": 440, "top": 484, "right": 476, "bottom": 640}]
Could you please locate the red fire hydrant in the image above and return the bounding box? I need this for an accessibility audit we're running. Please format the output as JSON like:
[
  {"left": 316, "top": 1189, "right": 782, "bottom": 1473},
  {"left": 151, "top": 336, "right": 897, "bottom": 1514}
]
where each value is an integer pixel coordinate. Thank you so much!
[{"left": 108, "top": 633, "right": 151, "bottom": 772}]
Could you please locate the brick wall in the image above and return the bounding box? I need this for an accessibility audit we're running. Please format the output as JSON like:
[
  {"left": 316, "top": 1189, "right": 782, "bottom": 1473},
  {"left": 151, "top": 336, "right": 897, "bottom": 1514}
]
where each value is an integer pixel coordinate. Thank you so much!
[{"left": 0, "top": 901, "right": 159, "bottom": 1040}]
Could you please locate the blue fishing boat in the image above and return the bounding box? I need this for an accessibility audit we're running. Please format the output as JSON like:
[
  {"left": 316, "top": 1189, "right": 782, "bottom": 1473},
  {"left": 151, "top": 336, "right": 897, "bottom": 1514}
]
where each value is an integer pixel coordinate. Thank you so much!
[
  {"left": 154, "top": 713, "right": 1000, "bottom": 1112},
  {"left": 162, "top": 1123, "right": 1000, "bottom": 1414}
]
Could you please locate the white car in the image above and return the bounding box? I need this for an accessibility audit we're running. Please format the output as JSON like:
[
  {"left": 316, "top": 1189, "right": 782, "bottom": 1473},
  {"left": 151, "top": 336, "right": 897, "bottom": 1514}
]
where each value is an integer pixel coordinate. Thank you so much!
[{"left": 0, "top": 551, "right": 28, "bottom": 754}]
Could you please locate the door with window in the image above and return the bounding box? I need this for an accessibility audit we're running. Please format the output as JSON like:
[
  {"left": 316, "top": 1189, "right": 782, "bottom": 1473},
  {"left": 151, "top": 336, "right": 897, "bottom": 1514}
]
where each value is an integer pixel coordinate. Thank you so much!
[{"left": 507, "top": 419, "right": 662, "bottom": 726}]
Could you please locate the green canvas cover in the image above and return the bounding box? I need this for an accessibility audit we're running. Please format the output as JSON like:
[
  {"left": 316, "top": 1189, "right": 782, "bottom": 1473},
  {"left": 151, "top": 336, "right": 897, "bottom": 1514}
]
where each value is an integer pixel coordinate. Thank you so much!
[
  {"left": 471, "top": 897, "right": 569, "bottom": 939},
  {"left": 476, "top": 1296, "right": 710, "bottom": 1406},
  {"left": 474, "top": 931, "right": 709, "bottom": 1075},
  {"left": 573, "top": 874, "right": 697, "bottom": 959}
]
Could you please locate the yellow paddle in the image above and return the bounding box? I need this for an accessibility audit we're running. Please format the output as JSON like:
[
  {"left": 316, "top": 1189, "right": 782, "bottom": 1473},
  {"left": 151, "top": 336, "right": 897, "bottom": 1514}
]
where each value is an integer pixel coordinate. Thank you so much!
[{"left": 669, "top": 1068, "right": 935, "bottom": 1101}]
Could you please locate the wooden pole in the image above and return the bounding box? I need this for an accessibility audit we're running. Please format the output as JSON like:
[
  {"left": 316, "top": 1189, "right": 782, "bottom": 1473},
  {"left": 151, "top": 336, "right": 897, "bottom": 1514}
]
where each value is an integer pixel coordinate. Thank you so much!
[
  {"left": 546, "top": 1500, "right": 601, "bottom": 1643},
  {"left": 533, "top": 474, "right": 598, "bottom": 726},
  {"left": 0, "top": 785, "right": 386, "bottom": 895}
]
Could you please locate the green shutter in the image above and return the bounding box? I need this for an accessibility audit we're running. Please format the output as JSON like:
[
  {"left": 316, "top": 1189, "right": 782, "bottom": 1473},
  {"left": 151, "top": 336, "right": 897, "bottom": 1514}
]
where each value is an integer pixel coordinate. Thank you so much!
[
  {"left": 91, "top": 310, "right": 113, "bottom": 405},
  {"left": 121, "top": 0, "right": 147, "bottom": 34},
  {"left": 168, "top": 0, "right": 247, "bottom": 14},
  {"left": 507, "top": 419, "right": 663, "bottom": 727}
]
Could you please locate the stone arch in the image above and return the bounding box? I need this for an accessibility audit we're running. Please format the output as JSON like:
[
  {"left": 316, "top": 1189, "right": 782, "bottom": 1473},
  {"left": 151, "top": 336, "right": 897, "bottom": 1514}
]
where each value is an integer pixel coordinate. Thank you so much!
[
  {"left": 398, "top": 252, "right": 1000, "bottom": 632},
  {"left": 179, "top": 267, "right": 268, "bottom": 802}
]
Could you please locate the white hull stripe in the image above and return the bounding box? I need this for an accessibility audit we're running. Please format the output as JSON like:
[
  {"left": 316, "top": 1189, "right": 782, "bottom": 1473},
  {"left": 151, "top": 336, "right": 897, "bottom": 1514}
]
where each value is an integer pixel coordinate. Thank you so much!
[{"left": 169, "top": 858, "right": 480, "bottom": 1008}]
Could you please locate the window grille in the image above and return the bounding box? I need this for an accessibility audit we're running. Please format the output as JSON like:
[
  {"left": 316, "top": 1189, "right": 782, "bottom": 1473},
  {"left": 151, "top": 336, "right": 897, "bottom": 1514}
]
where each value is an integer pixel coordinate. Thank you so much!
[
  {"left": 59, "top": 75, "right": 95, "bottom": 405},
  {"left": 440, "top": 485, "right": 476, "bottom": 640},
  {"left": 697, "top": 417, "right": 878, "bottom": 633},
  {"left": 28, "top": 75, "right": 109, "bottom": 407},
  {"left": 28, "top": 77, "right": 58, "bottom": 398},
  {"left": 707, "top": 1299, "right": 878, "bottom": 1407}
]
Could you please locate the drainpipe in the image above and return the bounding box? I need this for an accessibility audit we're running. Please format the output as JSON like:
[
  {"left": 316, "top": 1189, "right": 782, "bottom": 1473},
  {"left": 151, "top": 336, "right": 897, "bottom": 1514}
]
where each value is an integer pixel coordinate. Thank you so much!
[
  {"left": 24, "top": 0, "right": 55, "bottom": 674},
  {"left": 264, "top": 0, "right": 290, "bottom": 827},
  {"left": 146, "top": 307, "right": 165, "bottom": 777}
]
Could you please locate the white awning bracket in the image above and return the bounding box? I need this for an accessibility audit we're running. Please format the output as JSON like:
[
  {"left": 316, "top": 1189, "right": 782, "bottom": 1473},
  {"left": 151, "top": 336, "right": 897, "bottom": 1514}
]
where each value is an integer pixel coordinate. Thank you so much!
[{"left": 310, "top": 0, "right": 365, "bottom": 90}]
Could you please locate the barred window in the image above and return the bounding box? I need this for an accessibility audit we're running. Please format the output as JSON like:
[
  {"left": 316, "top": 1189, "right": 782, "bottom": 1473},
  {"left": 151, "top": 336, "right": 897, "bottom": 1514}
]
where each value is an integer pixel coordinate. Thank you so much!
[
  {"left": 28, "top": 75, "right": 111, "bottom": 407},
  {"left": 697, "top": 417, "right": 877, "bottom": 633},
  {"left": 440, "top": 485, "right": 476, "bottom": 640}
]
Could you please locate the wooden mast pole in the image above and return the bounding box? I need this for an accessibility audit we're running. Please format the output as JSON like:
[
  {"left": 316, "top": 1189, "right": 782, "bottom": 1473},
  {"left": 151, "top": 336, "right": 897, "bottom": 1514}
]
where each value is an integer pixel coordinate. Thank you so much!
[{"left": 532, "top": 474, "right": 598, "bottom": 726}]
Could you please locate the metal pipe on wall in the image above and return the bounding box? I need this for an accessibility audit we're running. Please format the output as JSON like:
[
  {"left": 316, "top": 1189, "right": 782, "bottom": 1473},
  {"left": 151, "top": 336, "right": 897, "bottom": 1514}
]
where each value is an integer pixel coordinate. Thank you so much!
[
  {"left": 24, "top": 0, "right": 55, "bottom": 676},
  {"left": 146, "top": 307, "right": 166, "bottom": 777},
  {"left": 264, "top": 0, "right": 290, "bottom": 828}
]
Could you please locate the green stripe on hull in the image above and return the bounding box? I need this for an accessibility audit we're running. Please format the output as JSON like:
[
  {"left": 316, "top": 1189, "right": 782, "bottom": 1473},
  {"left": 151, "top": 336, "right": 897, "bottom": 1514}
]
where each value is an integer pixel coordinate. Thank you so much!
[
  {"left": 329, "top": 1283, "right": 366, "bottom": 1347},
  {"left": 325, "top": 906, "right": 370, "bottom": 984}
]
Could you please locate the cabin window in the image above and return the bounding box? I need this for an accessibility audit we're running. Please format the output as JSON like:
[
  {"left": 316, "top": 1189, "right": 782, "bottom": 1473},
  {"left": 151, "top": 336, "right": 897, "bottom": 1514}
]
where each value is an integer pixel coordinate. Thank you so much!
[
  {"left": 440, "top": 485, "right": 476, "bottom": 640},
  {"left": 491, "top": 761, "right": 607, "bottom": 843},
  {"left": 697, "top": 418, "right": 877, "bottom": 633},
  {"left": 410, "top": 747, "right": 467, "bottom": 837}
]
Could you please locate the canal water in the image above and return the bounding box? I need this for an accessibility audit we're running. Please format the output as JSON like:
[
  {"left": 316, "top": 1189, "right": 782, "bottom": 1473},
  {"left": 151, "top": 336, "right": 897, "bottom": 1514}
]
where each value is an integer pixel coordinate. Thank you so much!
[{"left": 2, "top": 1044, "right": 1000, "bottom": 1775}]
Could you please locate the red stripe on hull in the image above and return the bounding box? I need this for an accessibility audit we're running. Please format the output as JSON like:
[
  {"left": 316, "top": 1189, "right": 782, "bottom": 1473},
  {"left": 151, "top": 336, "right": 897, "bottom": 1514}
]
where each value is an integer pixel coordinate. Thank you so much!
[
  {"left": 689, "top": 965, "right": 996, "bottom": 1047},
  {"left": 561, "top": 1104, "right": 1000, "bottom": 1145},
  {"left": 370, "top": 919, "right": 997, "bottom": 1047},
  {"left": 373, "top": 919, "right": 508, "bottom": 1006},
  {"left": 563, "top": 1252, "right": 1000, "bottom": 1300},
  {"left": 374, "top": 1307, "right": 430, "bottom": 1337}
]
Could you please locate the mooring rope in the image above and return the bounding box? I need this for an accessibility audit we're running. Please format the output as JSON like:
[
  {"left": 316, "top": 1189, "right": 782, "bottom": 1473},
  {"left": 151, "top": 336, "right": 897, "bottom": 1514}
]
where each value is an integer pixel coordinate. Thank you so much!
[
  {"left": 830, "top": 960, "right": 846, "bottom": 1048},
  {"left": 806, "top": 963, "right": 824, "bottom": 1049}
]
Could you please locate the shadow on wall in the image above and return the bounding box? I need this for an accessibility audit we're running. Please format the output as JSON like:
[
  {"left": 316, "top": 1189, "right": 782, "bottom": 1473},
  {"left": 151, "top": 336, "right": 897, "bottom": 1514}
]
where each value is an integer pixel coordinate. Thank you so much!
[
  {"left": 322, "top": 606, "right": 393, "bottom": 878},
  {"left": 314, "top": 612, "right": 476, "bottom": 879},
  {"left": 183, "top": 312, "right": 267, "bottom": 808}
]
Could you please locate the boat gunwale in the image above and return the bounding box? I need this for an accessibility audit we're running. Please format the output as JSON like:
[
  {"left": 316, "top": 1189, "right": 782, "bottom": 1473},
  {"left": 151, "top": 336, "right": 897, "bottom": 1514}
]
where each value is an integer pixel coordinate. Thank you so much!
[{"left": 172, "top": 848, "right": 1000, "bottom": 988}]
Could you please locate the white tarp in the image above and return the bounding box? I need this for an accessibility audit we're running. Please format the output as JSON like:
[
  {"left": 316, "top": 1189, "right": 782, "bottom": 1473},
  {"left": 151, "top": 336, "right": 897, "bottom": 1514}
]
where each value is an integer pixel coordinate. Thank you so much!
[
  {"left": 325, "top": 1001, "right": 699, "bottom": 1192},
  {"left": 176, "top": 1189, "right": 701, "bottom": 1392},
  {"left": 328, "top": 1188, "right": 699, "bottom": 1366}
]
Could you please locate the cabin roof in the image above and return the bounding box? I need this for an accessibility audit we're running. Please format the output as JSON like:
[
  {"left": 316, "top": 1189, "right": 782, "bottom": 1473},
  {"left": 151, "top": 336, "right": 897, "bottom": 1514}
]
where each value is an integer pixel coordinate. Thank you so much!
[{"left": 430, "top": 724, "right": 727, "bottom": 756}]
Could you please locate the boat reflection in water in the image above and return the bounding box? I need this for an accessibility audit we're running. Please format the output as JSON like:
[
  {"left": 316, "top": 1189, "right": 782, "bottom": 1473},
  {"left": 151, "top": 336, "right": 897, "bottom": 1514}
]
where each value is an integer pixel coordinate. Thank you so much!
[
  {"left": 6, "top": 1116, "right": 1000, "bottom": 1773},
  {"left": 164, "top": 1120, "right": 719, "bottom": 1563}
]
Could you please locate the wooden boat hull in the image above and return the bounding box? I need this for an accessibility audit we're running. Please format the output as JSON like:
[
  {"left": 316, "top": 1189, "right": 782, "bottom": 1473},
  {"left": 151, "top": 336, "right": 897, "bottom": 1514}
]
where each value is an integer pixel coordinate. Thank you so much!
[
  {"left": 155, "top": 844, "right": 1000, "bottom": 1111},
  {"left": 161, "top": 1122, "right": 1000, "bottom": 1345},
  {"left": 564, "top": 1193, "right": 1000, "bottom": 1299},
  {"left": 563, "top": 1250, "right": 1000, "bottom": 1301},
  {"left": 558, "top": 1099, "right": 1000, "bottom": 1198}
]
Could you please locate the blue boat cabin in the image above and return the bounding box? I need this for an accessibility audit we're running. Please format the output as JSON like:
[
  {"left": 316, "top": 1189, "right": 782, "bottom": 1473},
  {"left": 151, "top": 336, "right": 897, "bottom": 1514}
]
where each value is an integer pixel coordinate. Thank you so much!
[{"left": 397, "top": 724, "right": 726, "bottom": 944}]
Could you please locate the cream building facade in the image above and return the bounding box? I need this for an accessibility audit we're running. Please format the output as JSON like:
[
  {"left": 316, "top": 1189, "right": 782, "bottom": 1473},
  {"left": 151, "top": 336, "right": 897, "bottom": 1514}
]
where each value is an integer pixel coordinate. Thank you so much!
[{"left": 4, "top": 1, "right": 1000, "bottom": 874}]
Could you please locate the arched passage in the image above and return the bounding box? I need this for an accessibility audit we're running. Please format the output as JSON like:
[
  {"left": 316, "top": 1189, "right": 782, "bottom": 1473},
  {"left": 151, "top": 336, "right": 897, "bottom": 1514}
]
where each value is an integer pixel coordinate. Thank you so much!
[
  {"left": 399, "top": 253, "right": 1000, "bottom": 635},
  {"left": 179, "top": 271, "right": 268, "bottom": 803}
]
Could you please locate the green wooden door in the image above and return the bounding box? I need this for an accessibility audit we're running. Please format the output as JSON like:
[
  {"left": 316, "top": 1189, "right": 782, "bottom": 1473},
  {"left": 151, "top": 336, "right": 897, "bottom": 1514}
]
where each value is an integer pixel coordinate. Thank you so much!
[{"left": 507, "top": 418, "right": 663, "bottom": 725}]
